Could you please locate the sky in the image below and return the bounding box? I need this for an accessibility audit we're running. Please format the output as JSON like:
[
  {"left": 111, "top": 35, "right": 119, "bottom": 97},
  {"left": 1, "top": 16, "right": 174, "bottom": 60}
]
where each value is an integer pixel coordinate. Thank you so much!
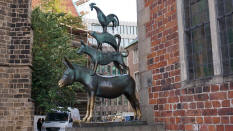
[{"left": 73, "top": 0, "right": 137, "bottom": 22}]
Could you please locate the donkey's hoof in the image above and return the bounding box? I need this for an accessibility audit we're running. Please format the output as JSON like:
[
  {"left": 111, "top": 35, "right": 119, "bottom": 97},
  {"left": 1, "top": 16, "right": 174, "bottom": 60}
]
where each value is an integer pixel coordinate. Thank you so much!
[
  {"left": 86, "top": 117, "right": 92, "bottom": 122},
  {"left": 81, "top": 119, "right": 86, "bottom": 122}
]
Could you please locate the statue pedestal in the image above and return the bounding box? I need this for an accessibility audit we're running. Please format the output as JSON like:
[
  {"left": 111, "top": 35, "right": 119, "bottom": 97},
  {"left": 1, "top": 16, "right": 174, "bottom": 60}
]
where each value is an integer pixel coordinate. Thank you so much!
[{"left": 68, "top": 121, "right": 165, "bottom": 131}]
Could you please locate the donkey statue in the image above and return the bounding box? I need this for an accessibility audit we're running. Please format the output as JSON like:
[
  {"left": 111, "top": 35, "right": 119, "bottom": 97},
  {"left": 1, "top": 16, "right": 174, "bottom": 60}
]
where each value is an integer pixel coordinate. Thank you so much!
[
  {"left": 89, "top": 3, "right": 119, "bottom": 32},
  {"left": 58, "top": 57, "right": 142, "bottom": 122},
  {"left": 77, "top": 41, "right": 129, "bottom": 75},
  {"left": 89, "top": 31, "right": 121, "bottom": 52}
]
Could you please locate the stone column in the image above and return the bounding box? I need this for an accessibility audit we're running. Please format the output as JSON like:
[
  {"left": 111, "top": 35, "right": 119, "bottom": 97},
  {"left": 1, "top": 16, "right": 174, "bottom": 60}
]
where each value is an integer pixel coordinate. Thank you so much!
[
  {"left": 0, "top": 0, "right": 34, "bottom": 131},
  {"left": 136, "top": 0, "right": 154, "bottom": 124}
]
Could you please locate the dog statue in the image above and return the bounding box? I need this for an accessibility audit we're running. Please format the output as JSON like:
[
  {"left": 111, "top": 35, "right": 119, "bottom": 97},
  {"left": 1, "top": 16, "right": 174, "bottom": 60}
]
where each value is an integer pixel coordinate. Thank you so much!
[
  {"left": 89, "top": 31, "right": 121, "bottom": 52},
  {"left": 77, "top": 41, "right": 129, "bottom": 74}
]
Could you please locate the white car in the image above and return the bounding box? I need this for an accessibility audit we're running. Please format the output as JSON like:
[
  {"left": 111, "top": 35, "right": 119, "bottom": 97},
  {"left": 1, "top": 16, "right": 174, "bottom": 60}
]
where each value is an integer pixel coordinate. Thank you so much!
[{"left": 41, "top": 111, "right": 73, "bottom": 131}]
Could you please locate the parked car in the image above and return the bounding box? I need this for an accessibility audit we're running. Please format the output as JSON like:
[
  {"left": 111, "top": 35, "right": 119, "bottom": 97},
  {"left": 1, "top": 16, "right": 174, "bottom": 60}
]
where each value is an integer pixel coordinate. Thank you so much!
[{"left": 41, "top": 110, "right": 73, "bottom": 131}]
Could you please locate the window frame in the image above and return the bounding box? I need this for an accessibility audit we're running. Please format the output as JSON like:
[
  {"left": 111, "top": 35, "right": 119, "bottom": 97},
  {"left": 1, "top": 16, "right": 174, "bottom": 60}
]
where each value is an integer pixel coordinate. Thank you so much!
[
  {"left": 176, "top": 0, "right": 222, "bottom": 82},
  {"left": 133, "top": 47, "right": 139, "bottom": 64},
  {"left": 215, "top": 0, "right": 233, "bottom": 75}
]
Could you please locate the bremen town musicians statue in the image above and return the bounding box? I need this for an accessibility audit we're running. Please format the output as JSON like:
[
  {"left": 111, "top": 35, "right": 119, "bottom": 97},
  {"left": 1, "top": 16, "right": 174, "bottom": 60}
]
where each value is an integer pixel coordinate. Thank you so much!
[{"left": 58, "top": 3, "right": 141, "bottom": 122}]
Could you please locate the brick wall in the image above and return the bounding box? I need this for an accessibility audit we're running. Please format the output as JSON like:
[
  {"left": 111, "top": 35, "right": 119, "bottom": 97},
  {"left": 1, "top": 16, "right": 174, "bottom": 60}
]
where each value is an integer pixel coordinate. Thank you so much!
[
  {"left": 0, "top": 0, "right": 34, "bottom": 131},
  {"left": 137, "top": 0, "right": 233, "bottom": 130},
  {"left": 126, "top": 42, "right": 139, "bottom": 78}
]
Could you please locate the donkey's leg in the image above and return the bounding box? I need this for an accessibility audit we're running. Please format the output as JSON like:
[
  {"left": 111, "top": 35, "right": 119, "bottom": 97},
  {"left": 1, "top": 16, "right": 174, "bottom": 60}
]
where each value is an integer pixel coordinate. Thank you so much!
[
  {"left": 82, "top": 94, "right": 90, "bottom": 122},
  {"left": 130, "top": 93, "right": 142, "bottom": 120},
  {"left": 125, "top": 93, "right": 142, "bottom": 120},
  {"left": 124, "top": 93, "right": 138, "bottom": 120},
  {"left": 86, "top": 93, "right": 95, "bottom": 122},
  {"left": 134, "top": 95, "right": 142, "bottom": 120}
]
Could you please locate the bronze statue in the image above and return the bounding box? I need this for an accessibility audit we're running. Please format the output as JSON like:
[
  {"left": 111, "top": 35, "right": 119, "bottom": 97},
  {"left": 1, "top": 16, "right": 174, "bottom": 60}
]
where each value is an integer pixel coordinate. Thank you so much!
[
  {"left": 77, "top": 41, "right": 129, "bottom": 75},
  {"left": 58, "top": 58, "right": 142, "bottom": 122},
  {"left": 88, "top": 31, "right": 121, "bottom": 52},
  {"left": 89, "top": 3, "right": 119, "bottom": 32},
  {"left": 58, "top": 2, "right": 142, "bottom": 123}
]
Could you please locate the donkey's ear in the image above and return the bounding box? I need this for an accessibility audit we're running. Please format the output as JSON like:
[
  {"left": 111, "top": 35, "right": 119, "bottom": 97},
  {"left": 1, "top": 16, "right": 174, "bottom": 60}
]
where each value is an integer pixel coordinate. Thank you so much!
[{"left": 64, "top": 57, "right": 74, "bottom": 69}]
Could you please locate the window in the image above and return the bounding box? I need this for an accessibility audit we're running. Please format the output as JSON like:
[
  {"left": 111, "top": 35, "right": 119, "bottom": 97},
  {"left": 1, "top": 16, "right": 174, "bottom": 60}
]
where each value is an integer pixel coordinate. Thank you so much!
[
  {"left": 133, "top": 47, "right": 139, "bottom": 64},
  {"left": 112, "top": 66, "right": 116, "bottom": 75},
  {"left": 184, "top": 0, "right": 214, "bottom": 80},
  {"left": 107, "top": 65, "right": 111, "bottom": 75},
  {"left": 135, "top": 27, "right": 137, "bottom": 35},
  {"left": 127, "top": 26, "right": 131, "bottom": 34},
  {"left": 134, "top": 72, "right": 140, "bottom": 91},
  {"left": 122, "top": 38, "right": 125, "bottom": 47},
  {"left": 131, "top": 26, "right": 134, "bottom": 34},
  {"left": 117, "top": 96, "right": 122, "bottom": 105},
  {"left": 217, "top": 0, "right": 233, "bottom": 75},
  {"left": 123, "top": 96, "right": 128, "bottom": 105},
  {"left": 121, "top": 26, "right": 124, "bottom": 34},
  {"left": 125, "top": 39, "right": 129, "bottom": 47},
  {"left": 117, "top": 69, "right": 121, "bottom": 75},
  {"left": 113, "top": 99, "right": 117, "bottom": 105},
  {"left": 101, "top": 66, "right": 105, "bottom": 74},
  {"left": 124, "top": 26, "right": 127, "bottom": 34}
]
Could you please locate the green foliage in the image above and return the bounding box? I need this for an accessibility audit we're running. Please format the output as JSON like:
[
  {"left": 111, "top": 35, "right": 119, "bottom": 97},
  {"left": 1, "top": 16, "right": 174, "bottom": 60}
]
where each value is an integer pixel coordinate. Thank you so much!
[{"left": 31, "top": 7, "right": 87, "bottom": 114}]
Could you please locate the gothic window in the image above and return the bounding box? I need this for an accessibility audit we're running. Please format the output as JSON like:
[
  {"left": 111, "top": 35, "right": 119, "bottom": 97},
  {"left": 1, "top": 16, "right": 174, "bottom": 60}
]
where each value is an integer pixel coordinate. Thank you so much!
[
  {"left": 184, "top": 0, "right": 214, "bottom": 80},
  {"left": 217, "top": 0, "right": 233, "bottom": 74}
]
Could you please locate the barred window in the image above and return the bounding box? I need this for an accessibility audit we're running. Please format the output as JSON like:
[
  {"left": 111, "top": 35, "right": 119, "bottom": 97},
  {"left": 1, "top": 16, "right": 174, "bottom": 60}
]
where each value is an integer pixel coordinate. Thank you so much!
[
  {"left": 184, "top": 0, "right": 214, "bottom": 80},
  {"left": 217, "top": 0, "right": 233, "bottom": 75}
]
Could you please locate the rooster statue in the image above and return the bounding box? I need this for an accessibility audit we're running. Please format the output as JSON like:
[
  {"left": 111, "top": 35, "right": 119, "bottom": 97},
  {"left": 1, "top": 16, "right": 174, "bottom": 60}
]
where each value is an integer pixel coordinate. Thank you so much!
[{"left": 89, "top": 3, "right": 119, "bottom": 32}]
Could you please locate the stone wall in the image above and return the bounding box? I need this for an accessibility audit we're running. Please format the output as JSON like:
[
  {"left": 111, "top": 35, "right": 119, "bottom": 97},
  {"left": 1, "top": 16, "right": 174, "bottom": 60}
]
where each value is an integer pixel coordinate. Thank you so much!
[
  {"left": 137, "top": 0, "right": 233, "bottom": 130},
  {"left": 0, "top": 0, "right": 34, "bottom": 131}
]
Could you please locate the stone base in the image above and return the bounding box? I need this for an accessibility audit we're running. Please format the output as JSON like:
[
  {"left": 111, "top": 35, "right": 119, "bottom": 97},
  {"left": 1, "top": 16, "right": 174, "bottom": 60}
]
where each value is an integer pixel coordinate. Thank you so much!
[{"left": 67, "top": 121, "right": 165, "bottom": 131}]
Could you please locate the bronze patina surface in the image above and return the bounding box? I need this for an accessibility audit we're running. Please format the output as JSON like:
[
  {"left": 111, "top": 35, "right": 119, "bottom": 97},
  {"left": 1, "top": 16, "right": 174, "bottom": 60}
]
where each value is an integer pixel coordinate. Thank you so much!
[
  {"left": 58, "top": 58, "right": 141, "bottom": 122},
  {"left": 77, "top": 41, "right": 129, "bottom": 74},
  {"left": 58, "top": 2, "right": 141, "bottom": 123},
  {"left": 88, "top": 31, "right": 121, "bottom": 52},
  {"left": 89, "top": 3, "right": 119, "bottom": 32}
]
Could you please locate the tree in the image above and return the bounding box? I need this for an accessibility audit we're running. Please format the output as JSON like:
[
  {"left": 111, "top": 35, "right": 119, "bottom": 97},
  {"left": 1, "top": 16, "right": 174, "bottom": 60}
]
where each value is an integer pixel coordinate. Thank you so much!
[{"left": 31, "top": 2, "right": 87, "bottom": 113}]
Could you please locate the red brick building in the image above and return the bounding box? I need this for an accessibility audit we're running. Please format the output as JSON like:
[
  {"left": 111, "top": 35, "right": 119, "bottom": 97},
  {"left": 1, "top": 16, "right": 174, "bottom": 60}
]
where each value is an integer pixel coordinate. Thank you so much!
[
  {"left": 137, "top": 0, "right": 233, "bottom": 130},
  {"left": 125, "top": 39, "right": 140, "bottom": 91}
]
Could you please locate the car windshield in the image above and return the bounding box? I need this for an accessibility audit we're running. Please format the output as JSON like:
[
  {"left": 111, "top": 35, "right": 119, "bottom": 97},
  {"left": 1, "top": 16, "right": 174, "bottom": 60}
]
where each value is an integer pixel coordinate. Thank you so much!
[{"left": 45, "top": 112, "right": 68, "bottom": 121}]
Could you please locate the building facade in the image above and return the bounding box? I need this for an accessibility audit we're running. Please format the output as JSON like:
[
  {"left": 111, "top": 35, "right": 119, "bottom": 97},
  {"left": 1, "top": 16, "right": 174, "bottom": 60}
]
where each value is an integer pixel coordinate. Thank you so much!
[
  {"left": 137, "top": 0, "right": 233, "bottom": 130},
  {"left": 125, "top": 39, "right": 140, "bottom": 92},
  {"left": 85, "top": 19, "right": 137, "bottom": 48},
  {"left": 0, "top": 0, "right": 34, "bottom": 130},
  {"left": 85, "top": 19, "right": 137, "bottom": 120}
]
